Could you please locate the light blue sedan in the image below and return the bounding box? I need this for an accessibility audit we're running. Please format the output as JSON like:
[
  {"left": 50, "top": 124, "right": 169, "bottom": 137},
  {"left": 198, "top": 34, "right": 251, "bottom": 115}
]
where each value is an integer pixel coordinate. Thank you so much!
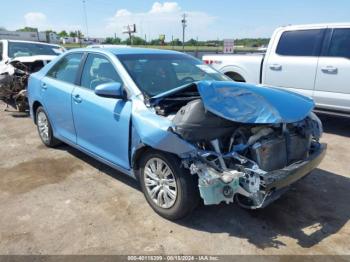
[{"left": 27, "top": 48, "right": 326, "bottom": 220}]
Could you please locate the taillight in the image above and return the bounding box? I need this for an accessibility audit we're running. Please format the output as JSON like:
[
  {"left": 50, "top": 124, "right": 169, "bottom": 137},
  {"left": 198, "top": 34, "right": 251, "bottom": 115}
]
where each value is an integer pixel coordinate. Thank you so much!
[
  {"left": 203, "top": 59, "right": 212, "bottom": 64},
  {"left": 203, "top": 59, "right": 221, "bottom": 65}
]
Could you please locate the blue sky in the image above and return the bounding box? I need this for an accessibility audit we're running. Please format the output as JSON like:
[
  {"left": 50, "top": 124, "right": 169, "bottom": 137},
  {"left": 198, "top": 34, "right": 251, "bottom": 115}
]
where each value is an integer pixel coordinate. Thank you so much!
[{"left": 1, "top": 0, "right": 350, "bottom": 40}]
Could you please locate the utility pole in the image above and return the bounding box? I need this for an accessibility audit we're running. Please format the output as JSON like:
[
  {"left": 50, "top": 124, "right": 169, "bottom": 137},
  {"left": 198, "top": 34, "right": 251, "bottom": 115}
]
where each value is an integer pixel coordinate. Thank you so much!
[
  {"left": 181, "top": 13, "right": 187, "bottom": 51},
  {"left": 36, "top": 28, "right": 40, "bottom": 42},
  {"left": 82, "top": 0, "right": 89, "bottom": 39}
]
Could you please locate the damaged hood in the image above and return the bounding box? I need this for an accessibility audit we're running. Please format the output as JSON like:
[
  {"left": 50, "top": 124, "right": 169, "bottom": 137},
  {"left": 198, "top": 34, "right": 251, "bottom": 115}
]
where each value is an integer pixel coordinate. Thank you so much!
[{"left": 197, "top": 81, "right": 314, "bottom": 124}]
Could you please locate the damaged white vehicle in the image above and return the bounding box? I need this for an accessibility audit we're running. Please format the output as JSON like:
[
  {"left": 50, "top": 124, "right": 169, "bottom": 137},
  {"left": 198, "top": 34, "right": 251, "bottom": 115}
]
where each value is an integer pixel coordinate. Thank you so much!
[
  {"left": 0, "top": 40, "right": 65, "bottom": 111},
  {"left": 27, "top": 49, "right": 326, "bottom": 220}
]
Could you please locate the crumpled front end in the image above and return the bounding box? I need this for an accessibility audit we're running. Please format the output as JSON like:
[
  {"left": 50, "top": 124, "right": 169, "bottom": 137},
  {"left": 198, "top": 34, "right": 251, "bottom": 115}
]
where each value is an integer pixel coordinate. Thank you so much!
[
  {"left": 0, "top": 57, "right": 53, "bottom": 112},
  {"left": 138, "top": 81, "right": 327, "bottom": 208},
  {"left": 187, "top": 137, "right": 326, "bottom": 208}
]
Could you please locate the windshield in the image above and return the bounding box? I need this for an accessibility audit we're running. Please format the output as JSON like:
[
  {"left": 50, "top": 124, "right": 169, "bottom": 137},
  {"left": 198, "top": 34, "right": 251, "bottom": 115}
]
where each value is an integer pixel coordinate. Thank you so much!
[
  {"left": 117, "top": 53, "right": 229, "bottom": 96},
  {"left": 8, "top": 42, "right": 64, "bottom": 58}
]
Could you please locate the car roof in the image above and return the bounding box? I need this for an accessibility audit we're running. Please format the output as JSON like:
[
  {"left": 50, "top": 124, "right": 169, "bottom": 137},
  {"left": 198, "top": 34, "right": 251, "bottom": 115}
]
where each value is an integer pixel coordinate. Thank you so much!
[
  {"left": 70, "top": 47, "right": 183, "bottom": 56},
  {"left": 5, "top": 39, "right": 62, "bottom": 47},
  {"left": 86, "top": 44, "right": 130, "bottom": 48},
  {"left": 278, "top": 22, "right": 350, "bottom": 31}
]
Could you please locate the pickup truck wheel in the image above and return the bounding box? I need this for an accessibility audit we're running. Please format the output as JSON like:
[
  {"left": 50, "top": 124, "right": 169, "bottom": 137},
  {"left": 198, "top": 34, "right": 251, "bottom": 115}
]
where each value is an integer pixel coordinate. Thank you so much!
[
  {"left": 36, "top": 106, "right": 61, "bottom": 147},
  {"left": 139, "top": 150, "right": 199, "bottom": 220},
  {"left": 225, "top": 72, "right": 246, "bottom": 82}
]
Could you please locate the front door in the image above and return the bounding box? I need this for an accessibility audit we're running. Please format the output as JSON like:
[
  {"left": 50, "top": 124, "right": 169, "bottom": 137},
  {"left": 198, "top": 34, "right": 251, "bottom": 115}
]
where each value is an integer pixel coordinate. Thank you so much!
[{"left": 72, "top": 53, "right": 131, "bottom": 169}]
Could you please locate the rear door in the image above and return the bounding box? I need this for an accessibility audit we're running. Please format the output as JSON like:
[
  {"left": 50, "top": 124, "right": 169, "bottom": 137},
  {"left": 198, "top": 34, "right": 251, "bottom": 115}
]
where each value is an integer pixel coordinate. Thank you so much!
[
  {"left": 41, "top": 52, "right": 83, "bottom": 143},
  {"left": 72, "top": 53, "right": 132, "bottom": 169},
  {"left": 263, "top": 28, "right": 325, "bottom": 97},
  {"left": 313, "top": 27, "right": 350, "bottom": 112}
]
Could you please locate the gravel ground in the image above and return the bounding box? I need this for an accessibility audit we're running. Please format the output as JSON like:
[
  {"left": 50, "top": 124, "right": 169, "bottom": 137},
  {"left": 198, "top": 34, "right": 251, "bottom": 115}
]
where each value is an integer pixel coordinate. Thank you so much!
[{"left": 0, "top": 102, "right": 349, "bottom": 255}]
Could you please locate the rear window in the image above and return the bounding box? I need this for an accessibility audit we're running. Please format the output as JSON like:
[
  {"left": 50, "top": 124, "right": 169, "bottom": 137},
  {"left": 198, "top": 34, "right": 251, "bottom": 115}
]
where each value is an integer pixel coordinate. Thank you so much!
[
  {"left": 276, "top": 29, "right": 324, "bottom": 56},
  {"left": 328, "top": 28, "right": 350, "bottom": 58}
]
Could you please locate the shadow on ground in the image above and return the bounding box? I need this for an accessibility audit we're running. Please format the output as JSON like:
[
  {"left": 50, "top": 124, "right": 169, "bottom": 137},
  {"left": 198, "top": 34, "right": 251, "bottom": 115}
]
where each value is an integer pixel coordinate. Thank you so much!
[
  {"left": 180, "top": 168, "right": 350, "bottom": 249},
  {"left": 57, "top": 144, "right": 140, "bottom": 191},
  {"left": 58, "top": 144, "right": 350, "bottom": 250},
  {"left": 317, "top": 113, "right": 350, "bottom": 137}
]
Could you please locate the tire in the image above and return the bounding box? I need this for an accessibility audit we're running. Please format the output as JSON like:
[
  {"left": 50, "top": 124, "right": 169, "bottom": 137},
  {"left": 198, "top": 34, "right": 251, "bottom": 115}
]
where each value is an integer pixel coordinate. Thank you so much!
[
  {"left": 139, "top": 150, "right": 200, "bottom": 220},
  {"left": 225, "top": 72, "right": 246, "bottom": 82},
  {"left": 35, "top": 106, "right": 61, "bottom": 147}
]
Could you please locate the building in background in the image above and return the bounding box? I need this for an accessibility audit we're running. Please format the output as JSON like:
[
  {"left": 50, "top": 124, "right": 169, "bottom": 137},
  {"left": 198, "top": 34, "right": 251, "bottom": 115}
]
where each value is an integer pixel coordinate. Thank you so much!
[{"left": 0, "top": 30, "right": 60, "bottom": 44}]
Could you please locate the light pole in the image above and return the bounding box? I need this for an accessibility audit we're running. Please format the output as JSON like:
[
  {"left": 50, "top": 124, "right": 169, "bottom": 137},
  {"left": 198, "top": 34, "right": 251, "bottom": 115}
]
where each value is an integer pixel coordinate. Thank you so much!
[
  {"left": 181, "top": 13, "right": 187, "bottom": 51},
  {"left": 82, "top": 0, "right": 89, "bottom": 39}
]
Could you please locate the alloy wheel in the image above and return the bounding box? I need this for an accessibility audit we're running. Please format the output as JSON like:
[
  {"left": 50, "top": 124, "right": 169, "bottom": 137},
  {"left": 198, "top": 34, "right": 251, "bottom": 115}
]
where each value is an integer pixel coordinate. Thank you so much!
[
  {"left": 37, "top": 111, "right": 49, "bottom": 143},
  {"left": 144, "top": 157, "right": 178, "bottom": 209}
]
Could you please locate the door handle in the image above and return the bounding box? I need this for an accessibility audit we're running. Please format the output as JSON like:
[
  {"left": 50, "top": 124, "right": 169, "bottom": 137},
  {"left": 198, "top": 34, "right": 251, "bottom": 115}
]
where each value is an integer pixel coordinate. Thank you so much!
[
  {"left": 269, "top": 64, "right": 282, "bottom": 70},
  {"left": 73, "top": 94, "right": 82, "bottom": 103},
  {"left": 41, "top": 82, "right": 47, "bottom": 89},
  {"left": 321, "top": 66, "right": 338, "bottom": 74}
]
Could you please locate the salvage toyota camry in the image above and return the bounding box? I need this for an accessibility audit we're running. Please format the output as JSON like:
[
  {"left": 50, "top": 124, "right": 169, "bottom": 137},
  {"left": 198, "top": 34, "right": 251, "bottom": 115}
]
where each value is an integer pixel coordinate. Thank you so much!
[{"left": 27, "top": 48, "right": 326, "bottom": 220}]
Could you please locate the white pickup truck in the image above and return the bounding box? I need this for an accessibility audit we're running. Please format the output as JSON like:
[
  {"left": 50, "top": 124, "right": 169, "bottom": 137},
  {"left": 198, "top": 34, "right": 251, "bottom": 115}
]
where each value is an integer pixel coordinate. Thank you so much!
[{"left": 203, "top": 23, "right": 350, "bottom": 116}]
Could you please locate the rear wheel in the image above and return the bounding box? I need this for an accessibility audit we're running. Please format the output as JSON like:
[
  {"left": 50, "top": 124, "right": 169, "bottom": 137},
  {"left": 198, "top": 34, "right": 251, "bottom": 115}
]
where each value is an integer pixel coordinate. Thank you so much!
[
  {"left": 36, "top": 106, "right": 61, "bottom": 147},
  {"left": 225, "top": 72, "right": 246, "bottom": 82},
  {"left": 139, "top": 150, "right": 199, "bottom": 220}
]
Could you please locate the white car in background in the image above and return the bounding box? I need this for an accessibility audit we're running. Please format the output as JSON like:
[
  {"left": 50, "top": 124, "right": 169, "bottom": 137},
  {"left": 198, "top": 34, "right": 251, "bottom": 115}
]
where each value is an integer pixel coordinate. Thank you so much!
[
  {"left": 203, "top": 23, "right": 350, "bottom": 116},
  {"left": 0, "top": 40, "right": 65, "bottom": 74},
  {"left": 0, "top": 40, "right": 65, "bottom": 111}
]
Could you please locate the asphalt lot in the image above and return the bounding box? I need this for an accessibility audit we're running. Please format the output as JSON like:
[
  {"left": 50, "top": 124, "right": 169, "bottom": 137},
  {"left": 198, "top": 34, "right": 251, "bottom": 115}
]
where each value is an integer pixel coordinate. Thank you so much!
[{"left": 0, "top": 101, "right": 349, "bottom": 255}]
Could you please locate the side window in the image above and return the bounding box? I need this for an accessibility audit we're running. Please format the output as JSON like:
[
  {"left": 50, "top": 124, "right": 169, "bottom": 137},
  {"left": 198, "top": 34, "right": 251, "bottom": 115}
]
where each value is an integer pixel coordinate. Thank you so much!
[
  {"left": 328, "top": 28, "right": 350, "bottom": 58},
  {"left": 80, "top": 53, "right": 122, "bottom": 90},
  {"left": 276, "top": 29, "right": 324, "bottom": 56},
  {"left": 0, "top": 42, "right": 3, "bottom": 61},
  {"left": 47, "top": 53, "right": 83, "bottom": 84}
]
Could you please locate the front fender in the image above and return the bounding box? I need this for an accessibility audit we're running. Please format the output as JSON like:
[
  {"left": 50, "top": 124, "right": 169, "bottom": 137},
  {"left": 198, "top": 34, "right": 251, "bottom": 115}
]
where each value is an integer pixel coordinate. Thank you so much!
[{"left": 130, "top": 99, "right": 196, "bottom": 167}]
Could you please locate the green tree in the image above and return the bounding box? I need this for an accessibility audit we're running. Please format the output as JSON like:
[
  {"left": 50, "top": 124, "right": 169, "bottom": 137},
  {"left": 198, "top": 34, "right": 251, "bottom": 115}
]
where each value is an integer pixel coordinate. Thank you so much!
[
  {"left": 149, "top": 39, "right": 161, "bottom": 45},
  {"left": 234, "top": 38, "right": 270, "bottom": 47},
  {"left": 131, "top": 36, "right": 146, "bottom": 45},
  {"left": 16, "top": 27, "right": 38, "bottom": 32},
  {"left": 58, "top": 30, "right": 68, "bottom": 37},
  {"left": 104, "top": 37, "right": 122, "bottom": 44},
  {"left": 69, "top": 31, "right": 77, "bottom": 37},
  {"left": 171, "top": 38, "right": 182, "bottom": 46},
  {"left": 77, "top": 30, "right": 84, "bottom": 39},
  {"left": 186, "top": 38, "right": 197, "bottom": 46}
]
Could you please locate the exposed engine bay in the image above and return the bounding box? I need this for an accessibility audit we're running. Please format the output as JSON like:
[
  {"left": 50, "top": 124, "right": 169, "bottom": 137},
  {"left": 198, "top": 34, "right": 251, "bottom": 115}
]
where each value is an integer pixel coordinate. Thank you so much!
[
  {"left": 0, "top": 59, "right": 48, "bottom": 112},
  {"left": 149, "top": 82, "right": 325, "bottom": 208}
]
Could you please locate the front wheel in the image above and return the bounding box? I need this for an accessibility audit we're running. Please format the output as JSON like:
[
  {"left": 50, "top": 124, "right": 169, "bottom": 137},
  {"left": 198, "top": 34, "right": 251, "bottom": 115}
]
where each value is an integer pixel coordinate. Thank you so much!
[
  {"left": 139, "top": 150, "right": 199, "bottom": 220},
  {"left": 36, "top": 106, "right": 61, "bottom": 147}
]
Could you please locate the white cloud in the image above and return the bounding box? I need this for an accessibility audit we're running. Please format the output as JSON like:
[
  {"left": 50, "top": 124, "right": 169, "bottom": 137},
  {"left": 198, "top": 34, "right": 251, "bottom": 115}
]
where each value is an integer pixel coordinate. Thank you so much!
[
  {"left": 22, "top": 11, "right": 82, "bottom": 34},
  {"left": 24, "top": 12, "right": 47, "bottom": 28},
  {"left": 149, "top": 2, "right": 180, "bottom": 13},
  {"left": 115, "top": 9, "right": 132, "bottom": 17},
  {"left": 106, "top": 2, "right": 216, "bottom": 40}
]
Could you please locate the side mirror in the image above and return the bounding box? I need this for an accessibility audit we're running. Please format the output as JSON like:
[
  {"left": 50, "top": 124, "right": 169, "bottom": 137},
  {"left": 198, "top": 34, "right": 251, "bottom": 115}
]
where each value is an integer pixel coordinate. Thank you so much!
[{"left": 94, "top": 82, "right": 125, "bottom": 99}]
